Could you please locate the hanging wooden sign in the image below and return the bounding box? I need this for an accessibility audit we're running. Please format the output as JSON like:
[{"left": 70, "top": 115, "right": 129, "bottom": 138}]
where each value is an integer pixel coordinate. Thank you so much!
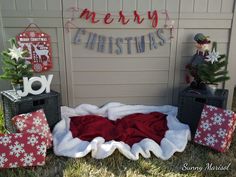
[
  {"left": 74, "top": 28, "right": 168, "bottom": 55},
  {"left": 16, "top": 24, "right": 53, "bottom": 73}
]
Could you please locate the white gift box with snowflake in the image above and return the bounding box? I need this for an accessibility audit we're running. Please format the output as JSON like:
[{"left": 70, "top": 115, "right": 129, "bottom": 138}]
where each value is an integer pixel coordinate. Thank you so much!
[
  {"left": 0, "top": 133, "right": 47, "bottom": 168},
  {"left": 194, "top": 104, "right": 236, "bottom": 152}
]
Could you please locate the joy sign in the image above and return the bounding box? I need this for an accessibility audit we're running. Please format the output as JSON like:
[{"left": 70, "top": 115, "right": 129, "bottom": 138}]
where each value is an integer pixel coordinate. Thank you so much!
[{"left": 17, "top": 75, "right": 53, "bottom": 97}]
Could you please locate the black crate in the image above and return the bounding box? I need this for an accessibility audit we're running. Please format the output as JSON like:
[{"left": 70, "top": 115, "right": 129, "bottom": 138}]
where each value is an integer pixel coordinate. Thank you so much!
[
  {"left": 177, "top": 87, "right": 228, "bottom": 138},
  {"left": 1, "top": 90, "right": 61, "bottom": 132}
]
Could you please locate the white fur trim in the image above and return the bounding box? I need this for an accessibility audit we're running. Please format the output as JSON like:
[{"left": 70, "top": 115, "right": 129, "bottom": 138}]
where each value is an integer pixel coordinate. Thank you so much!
[{"left": 53, "top": 103, "right": 191, "bottom": 160}]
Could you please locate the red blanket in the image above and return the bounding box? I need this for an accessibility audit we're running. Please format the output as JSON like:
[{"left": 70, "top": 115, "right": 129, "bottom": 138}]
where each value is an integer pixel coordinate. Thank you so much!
[{"left": 70, "top": 112, "right": 168, "bottom": 146}]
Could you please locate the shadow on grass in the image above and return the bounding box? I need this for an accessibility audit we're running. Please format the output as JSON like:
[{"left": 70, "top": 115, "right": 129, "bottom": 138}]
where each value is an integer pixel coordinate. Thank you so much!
[
  {"left": 0, "top": 150, "right": 69, "bottom": 177},
  {"left": 61, "top": 136, "right": 236, "bottom": 177},
  {"left": 0, "top": 134, "right": 235, "bottom": 177},
  {"left": 1, "top": 139, "right": 235, "bottom": 177}
]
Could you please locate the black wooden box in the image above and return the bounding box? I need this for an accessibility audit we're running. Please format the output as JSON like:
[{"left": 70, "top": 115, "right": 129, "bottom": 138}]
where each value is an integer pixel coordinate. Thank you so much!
[
  {"left": 177, "top": 87, "right": 228, "bottom": 138},
  {"left": 1, "top": 90, "right": 61, "bottom": 132}
]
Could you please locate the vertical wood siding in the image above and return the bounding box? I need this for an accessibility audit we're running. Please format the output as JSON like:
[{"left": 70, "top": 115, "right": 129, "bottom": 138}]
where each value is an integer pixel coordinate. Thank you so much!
[
  {"left": 0, "top": 0, "right": 235, "bottom": 108},
  {"left": 0, "top": 2, "right": 10, "bottom": 92},
  {"left": 0, "top": 0, "right": 67, "bottom": 104}
]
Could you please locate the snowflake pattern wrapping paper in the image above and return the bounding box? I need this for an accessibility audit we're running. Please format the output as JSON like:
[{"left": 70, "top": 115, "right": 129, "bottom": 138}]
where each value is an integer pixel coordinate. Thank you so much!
[
  {"left": 194, "top": 104, "right": 236, "bottom": 152},
  {"left": 0, "top": 133, "right": 47, "bottom": 168},
  {"left": 12, "top": 109, "right": 53, "bottom": 149}
]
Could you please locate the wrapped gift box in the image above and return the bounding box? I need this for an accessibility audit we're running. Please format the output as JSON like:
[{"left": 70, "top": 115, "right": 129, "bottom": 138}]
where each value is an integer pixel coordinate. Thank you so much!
[
  {"left": 0, "top": 133, "right": 47, "bottom": 168},
  {"left": 12, "top": 109, "right": 53, "bottom": 149},
  {"left": 194, "top": 104, "right": 236, "bottom": 152}
]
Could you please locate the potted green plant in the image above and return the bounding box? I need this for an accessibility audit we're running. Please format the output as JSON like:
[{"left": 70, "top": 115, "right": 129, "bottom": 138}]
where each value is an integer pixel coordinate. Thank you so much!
[
  {"left": 197, "top": 42, "right": 230, "bottom": 94},
  {"left": 0, "top": 38, "right": 33, "bottom": 90}
]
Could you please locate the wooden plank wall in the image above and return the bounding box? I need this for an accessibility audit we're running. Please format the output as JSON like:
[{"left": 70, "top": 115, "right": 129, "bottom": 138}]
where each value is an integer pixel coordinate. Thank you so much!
[
  {"left": 0, "top": 0, "right": 68, "bottom": 104},
  {"left": 63, "top": 0, "right": 178, "bottom": 106},
  {"left": 0, "top": 0, "right": 235, "bottom": 108},
  {"left": 0, "top": 2, "right": 10, "bottom": 92}
]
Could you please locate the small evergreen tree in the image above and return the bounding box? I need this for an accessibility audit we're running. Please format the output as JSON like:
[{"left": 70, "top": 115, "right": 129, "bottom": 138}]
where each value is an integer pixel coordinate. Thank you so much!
[
  {"left": 197, "top": 42, "right": 230, "bottom": 85},
  {"left": 0, "top": 38, "right": 33, "bottom": 84}
]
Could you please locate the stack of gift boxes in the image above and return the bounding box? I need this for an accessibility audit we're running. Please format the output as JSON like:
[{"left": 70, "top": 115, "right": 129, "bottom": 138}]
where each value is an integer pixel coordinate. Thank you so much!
[
  {"left": 0, "top": 109, "right": 52, "bottom": 168},
  {"left": 0, "top": 90, "right": 60, "bottom": 169},
  {"left": 178, "top": 88, "right": 236, "bottom": 152}
]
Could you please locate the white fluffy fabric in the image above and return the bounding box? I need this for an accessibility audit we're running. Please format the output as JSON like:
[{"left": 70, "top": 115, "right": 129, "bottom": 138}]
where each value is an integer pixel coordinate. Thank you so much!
[{"left": 53, "top": 102, "right": 191, "bottom": 160}]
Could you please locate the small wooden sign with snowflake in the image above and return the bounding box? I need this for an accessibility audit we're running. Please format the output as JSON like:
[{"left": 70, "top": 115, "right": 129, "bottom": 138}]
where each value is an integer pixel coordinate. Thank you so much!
[{"left": 16, "top": 31, "right": 53, "bottom": 73}]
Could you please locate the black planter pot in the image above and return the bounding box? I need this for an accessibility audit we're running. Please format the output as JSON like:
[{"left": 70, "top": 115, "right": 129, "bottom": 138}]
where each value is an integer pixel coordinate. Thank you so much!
[{"left": 189, "top": 81, "right": 218, "bottom": 95}]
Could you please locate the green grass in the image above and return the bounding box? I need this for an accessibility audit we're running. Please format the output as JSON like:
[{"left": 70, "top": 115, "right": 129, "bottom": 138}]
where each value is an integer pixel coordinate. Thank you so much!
[
  {"left": 1, "top": 139, "right": 236, "bottom": 177},
  {"left": 0, "top": 93, "right": 236, "bottom": 177},
  {"left": 0, "top": 105, "right": 6, "bottom": 134}
]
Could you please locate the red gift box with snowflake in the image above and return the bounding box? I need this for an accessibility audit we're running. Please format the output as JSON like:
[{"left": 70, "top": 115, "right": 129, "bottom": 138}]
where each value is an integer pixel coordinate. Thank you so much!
[
  {"left": 0, "top": 133, "right": 47, "bottom": 168},
  {"left": 12, "top": 109, "right": 53, "bottom": 149},
  {"left": 194, "top": 104, "right": 236, "bottom": 152}
]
